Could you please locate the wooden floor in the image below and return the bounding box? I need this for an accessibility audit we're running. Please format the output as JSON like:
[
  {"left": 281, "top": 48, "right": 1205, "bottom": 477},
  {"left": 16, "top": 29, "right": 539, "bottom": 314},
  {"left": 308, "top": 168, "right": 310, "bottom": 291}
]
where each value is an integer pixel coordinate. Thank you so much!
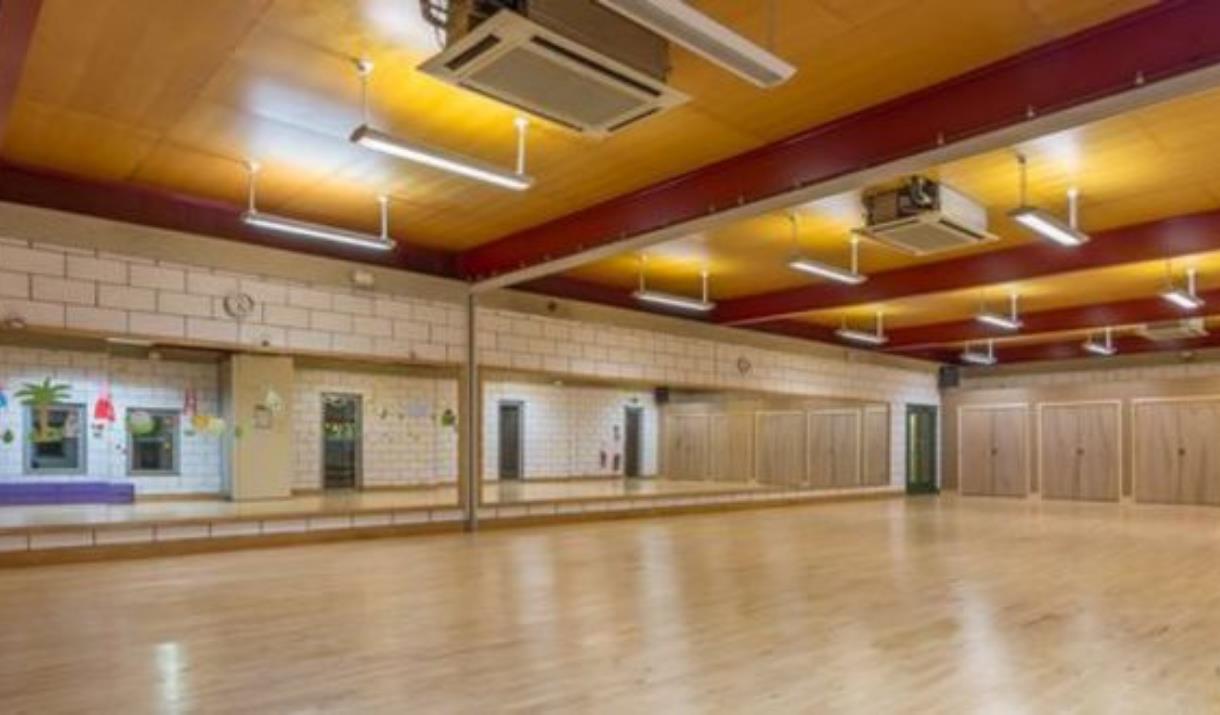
[
  {"left": 3, "top": 495, "right": 1219, "bottom": 712},
  {"left": 0, "top": 478, "right": 768, "bottom": 530}
]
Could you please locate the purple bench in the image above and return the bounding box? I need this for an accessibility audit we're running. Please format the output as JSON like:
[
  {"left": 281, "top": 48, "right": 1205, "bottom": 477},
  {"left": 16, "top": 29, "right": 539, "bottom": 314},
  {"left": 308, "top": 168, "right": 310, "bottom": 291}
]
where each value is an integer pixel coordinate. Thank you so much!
[{"left": 0, "top": 481, "right": 135, "bottom": 506}]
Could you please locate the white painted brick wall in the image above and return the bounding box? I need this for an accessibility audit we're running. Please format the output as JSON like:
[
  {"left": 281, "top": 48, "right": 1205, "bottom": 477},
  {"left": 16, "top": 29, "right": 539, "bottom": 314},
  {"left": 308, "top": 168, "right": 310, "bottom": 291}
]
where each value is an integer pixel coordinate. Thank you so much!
[
  {"left": 0, "top": 346, "right": 223, "bottom": 494},
  {"left": 292, "top": 368, "right": 458, "bottom": 489},
  {"left": 482, "top": 382, "right": 659, "bottom": 480},
  {"left": 0, "top": 235, "right": 939, "bottom": 487}
]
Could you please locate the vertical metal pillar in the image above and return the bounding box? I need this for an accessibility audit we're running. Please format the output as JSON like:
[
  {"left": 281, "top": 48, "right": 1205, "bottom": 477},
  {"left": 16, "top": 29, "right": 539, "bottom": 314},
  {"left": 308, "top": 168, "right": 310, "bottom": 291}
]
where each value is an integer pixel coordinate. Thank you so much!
[{"left": 460, "top": 291, "right": 479, "bottom": 531}]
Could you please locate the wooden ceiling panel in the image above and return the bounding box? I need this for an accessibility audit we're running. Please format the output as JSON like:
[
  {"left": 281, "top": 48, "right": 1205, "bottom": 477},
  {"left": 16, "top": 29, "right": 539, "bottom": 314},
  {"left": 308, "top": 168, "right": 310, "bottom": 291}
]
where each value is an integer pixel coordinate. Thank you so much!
[
  {"left": 1, "top": 0, "right": 1151, "bottom": 256},
  {"left": 2, "top": 99, "right": 159, "bottom": 180}
]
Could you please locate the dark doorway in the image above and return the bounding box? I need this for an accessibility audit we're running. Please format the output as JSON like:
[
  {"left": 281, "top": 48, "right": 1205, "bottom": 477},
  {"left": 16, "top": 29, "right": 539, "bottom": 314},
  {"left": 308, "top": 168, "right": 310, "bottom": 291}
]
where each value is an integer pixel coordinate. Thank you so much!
[
  {"left": 624, "top": 406, "right": 643, "bottom": 477},
  {"left": 906, "top": 404, "right": 939, "bottom": 494},
  {"left": 322, "top": 393, "right": 361, "bottom": 490},
  {"left": 498, "top": 401, "right": 524, "bottom": 480}
]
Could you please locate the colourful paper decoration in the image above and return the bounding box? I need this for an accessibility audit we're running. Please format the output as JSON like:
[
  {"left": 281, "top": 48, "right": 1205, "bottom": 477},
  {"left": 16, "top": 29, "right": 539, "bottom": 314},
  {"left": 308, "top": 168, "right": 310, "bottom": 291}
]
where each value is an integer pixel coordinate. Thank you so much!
[{"left": 93, "top": 383, "right": 116, "bottom": 424}]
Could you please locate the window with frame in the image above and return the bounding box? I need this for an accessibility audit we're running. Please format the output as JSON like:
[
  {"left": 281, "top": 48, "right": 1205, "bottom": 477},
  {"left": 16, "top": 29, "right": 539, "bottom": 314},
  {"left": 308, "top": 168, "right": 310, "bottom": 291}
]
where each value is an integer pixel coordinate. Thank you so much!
[
  {"left": 24, "top": 403, "right": 86, "bottom": 474},
  {"left": 127, "top": 409, "right": 181, "bottom": 476}
]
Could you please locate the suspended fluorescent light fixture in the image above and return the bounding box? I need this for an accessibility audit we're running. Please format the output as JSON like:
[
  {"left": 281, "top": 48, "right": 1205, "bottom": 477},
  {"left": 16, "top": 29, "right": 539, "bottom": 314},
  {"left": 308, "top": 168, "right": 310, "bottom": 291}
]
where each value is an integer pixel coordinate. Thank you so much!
[
  {"left": 835, "top": 312, "right": 887, "bottom": 346},
  {"left": 240, "top": 162, "right": 395, "bottom": 251},
  {"left": 786, "top": 213, "right": 867, "bottom": 285},
  {"left": 1008, "top": 154, "right": 1089, "bottom": 246},
  {"left": 960, "top": 340, "right": 997, "bottom": 366},
  {"left": 976, "top": 293, "right": 1023, "bottom": 331},
  {"left": 632, "top": 256, "right": 715, "bottom": 312},
  {"left": 1082, "top": 327, "right": 1117, "bottom": 356},
  {"left": 1162, "top": 266, "right": 1205, "bottom": 310},
  {"left": 348, "top": 59, "right": 533, "bottom": 191},
  {"left": 595, "top": 0, "right": 796, "bottom": 88}
]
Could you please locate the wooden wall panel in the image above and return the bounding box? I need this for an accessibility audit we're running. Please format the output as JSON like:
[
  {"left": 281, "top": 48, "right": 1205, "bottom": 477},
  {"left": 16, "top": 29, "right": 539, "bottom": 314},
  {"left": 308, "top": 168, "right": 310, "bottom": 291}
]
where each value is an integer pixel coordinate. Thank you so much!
[
  {"left": 958, "top": 405, "right": 1027, "bottom": 498},
  {"left": 862, "top": 407, "right": 890, "bottom": 487},
  {"left": 755, "top": 412, "right": 805, "bottom": 486},
  {"left": 809, "top": 409, "right": 863, "bottom": 488},
  {"left": 1134, "top": 398, "right": 1220, "bottom": 506},
  {"left": 663, "top": 414, "right": 709, "bottom": 480},
  {"left": 1039, "top": 403, "right": 1120, "bottom": 502}
]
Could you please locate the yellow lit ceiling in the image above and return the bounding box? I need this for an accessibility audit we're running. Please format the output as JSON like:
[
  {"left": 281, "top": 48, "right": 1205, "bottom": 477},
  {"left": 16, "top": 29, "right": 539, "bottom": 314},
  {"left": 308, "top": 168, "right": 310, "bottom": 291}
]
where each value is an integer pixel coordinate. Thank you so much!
[
  {"left": 0, "top": 0, "right": 1150, "bottom": 251},
  {"left": 569, "top": 83, "right": 1220, "bottom": 302}
]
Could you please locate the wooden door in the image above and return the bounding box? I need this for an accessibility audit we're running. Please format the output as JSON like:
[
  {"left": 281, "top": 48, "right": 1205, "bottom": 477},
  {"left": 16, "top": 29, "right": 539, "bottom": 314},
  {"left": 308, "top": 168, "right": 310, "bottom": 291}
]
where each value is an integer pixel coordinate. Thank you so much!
[
  {"left": 989, "top": 407, "right": 1028, "bottom": 497},
  {"left": 807, "top": 411, "right": 836, "bottom": 488},
  {"left": 755, "top": 412, "right": 805, "bottom": 486},
  {"left": 831, "top": 411, "right": 861, "bottom": 488},
  {"left": 707, "top": 412, "right": 753, "bottom": 483},
  {"left": 1040, "top": 403, "right": 1119, "bottom": 502},
  {"left": 957, "top": 407, "right": 995, "bottom": 496},
  {"left": 665, "top": 414, "right": 709, "bottom": 480},
  {"left": 1133, "top": 402, "right": 1183, "bottom": 504},
  {"left": 862, "top": 407, "right": 889, "bottom": 487},
  {"left": 1179, "top": 401, "right": 1220, "bottom": 505}
]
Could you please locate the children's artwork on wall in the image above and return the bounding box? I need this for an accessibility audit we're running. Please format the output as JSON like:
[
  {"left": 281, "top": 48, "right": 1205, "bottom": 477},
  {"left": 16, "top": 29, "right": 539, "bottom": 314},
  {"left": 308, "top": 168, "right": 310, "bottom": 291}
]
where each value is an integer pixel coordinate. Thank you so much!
[
  {"left": 439, "top": 408, "right": 456, "bottom": 428},
  {"left": 127, "top": 410, "right": 156, "bottom": 436},
  {"left": 0, "top": 383, "right": 7, "bottom": 410},
  {"left": 1, "top": 428, "right": 12, "bottom": 445},
  {"left": 407, "top": 400, "right": 430, "bottom": 418},
  {"left": 93, "top": 383, "right": 116, "bottom": 426},
  {"left": 262, "top": 387, "right": 284, "bottom": 415},
  {"left": 253, "top": 404, "right": 273, "bottom": 429},
  {"left": 16, "top": 378, "right": 72, "bottom": 443},
  {"left": 183, "top": 387, "right": 198, "bottom": 416}
]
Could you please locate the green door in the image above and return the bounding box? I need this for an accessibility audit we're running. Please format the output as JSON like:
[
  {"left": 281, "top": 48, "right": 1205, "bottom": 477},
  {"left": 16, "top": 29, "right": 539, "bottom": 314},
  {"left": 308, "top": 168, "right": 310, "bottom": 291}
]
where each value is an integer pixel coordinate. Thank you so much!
[{"left": 906, "top": 405, "right": 939, "bottom": 494}]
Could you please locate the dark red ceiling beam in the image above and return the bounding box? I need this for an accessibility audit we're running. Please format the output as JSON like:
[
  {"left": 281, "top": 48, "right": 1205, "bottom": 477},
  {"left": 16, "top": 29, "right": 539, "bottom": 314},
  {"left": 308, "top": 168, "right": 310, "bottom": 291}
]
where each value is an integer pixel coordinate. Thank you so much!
[
  {"left": 885, "top": 289, "right": 1220, "bottom": 351},
  {"left": 0, "top": 162, "right": 456, "bottom": 276},
  {"left": 457, "top": 0, "right": 1220, "bottom": 281},
  {"left": 716, "top": 209, "right": 1220, "bottom": 325},
  {"left": 0, "top": 0, "right": 42, "bottom": 140},
  {"left": 911, "top": 330, "right": 1220, "bottom": 366}
]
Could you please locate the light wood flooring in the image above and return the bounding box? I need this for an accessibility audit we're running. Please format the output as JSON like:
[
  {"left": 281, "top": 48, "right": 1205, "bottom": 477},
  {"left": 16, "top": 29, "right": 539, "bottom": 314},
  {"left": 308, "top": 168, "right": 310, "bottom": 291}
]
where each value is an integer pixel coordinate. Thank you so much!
[
  {"left": 0, "top": 478, "right": 768, "bottom": 530},
  {"left": 3, "top": 495, "right": 1219, "bottom": 712}
]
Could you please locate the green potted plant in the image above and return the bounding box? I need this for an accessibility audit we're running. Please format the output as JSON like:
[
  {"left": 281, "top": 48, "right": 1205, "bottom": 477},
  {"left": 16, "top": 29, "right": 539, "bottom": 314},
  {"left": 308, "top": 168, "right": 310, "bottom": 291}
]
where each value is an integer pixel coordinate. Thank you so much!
[{"left": 16, "top": 378, "right": 71, "bottom": 443}]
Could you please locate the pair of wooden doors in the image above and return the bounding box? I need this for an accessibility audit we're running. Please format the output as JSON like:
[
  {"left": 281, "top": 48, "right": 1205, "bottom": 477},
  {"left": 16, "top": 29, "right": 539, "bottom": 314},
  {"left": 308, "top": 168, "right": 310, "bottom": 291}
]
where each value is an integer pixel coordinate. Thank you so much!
[
  {"left": 1133, "top": 399, "right": 1220, "bottom": 505},
  {"left": 1039, "top": 402, "right": 1120, "bottom": 502},
  {"left": 958, "top": 405, "right": 1027, "bottom": 497}
]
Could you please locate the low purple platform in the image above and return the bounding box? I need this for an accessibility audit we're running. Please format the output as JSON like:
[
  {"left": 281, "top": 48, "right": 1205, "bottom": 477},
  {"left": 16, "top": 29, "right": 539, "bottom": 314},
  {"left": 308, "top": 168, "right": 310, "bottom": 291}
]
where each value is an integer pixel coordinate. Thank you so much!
[{"left": 0, "top": 481, "right": 135, "bottom": 506}]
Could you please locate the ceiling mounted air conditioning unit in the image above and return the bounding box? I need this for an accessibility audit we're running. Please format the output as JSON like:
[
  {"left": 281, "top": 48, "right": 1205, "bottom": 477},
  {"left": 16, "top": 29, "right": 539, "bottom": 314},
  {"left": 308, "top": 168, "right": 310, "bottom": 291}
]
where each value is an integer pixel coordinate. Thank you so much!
[
  {"left": 419, "top": 0, "right": 688, "bottom": 137},
  {"left": 861, "top": 177, "right": 997, "bottom": 256},
  {"left": 1136, "top": 318, "right": 1209, "bottom": 342}
]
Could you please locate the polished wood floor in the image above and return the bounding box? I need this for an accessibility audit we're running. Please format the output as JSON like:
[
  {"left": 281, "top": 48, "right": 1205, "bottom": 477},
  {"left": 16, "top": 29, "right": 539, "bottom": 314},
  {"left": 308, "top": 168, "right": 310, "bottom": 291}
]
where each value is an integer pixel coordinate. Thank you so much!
[
  {"left": 3, "top": 495, "right": 1219, "bottom": 712},
  {"left": 0, "top": 478, "right": 768, "bottom": 530}
]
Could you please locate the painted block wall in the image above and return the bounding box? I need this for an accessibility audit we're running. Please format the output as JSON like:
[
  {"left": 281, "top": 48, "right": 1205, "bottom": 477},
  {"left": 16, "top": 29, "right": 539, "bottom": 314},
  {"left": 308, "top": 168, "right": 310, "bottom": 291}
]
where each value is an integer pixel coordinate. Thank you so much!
[
  {"left": 292, "top": 368, "right": 459, "bottom": 489},
  {"left": 482, "top": 382, "right": 658, "bottom": 480},
  {"left": 0, "top": 235, "right": 940, "bottom": 488},
  {"left": 0, "top": 346, "right": 223, "bottom": 494}
]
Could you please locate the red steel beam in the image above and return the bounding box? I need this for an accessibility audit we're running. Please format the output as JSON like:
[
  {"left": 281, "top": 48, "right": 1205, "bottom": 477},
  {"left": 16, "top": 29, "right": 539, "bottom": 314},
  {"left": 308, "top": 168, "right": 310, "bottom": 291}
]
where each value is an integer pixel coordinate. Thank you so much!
[
  {"left": 0, "top": 0, "right": 41, "bottom": 141},
  {"left": 457, "top": 0, "right": 1220, "bottom": 281},
  {"left": 0, "top": 161, "right": 456, "bottom": 276},
  {"left": 909, "top": 330, "right": 1220, "bottom": 365},
  {"left": 884, "top": 289, "right": 1220, "bottom": 351},
  {"left": 716, "top": 209, "right": 1220, "bottom": 325}
]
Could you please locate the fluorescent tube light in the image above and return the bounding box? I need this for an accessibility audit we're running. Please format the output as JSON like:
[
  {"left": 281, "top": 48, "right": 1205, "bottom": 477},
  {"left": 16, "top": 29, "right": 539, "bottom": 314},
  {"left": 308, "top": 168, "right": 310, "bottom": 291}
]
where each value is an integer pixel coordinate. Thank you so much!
[
  {"left": 106, "top": 337, "right": 154, "bottom": 347},
  {"left": 787, "top": 257, "right": 867, "bottom": 285},
  {"left": 350, "top": 124, "right": 533, "bottom": 191},
  {"left": 632, "top": 289, "right": 715, "bottom": 312},
  {"left": 1082, "top": 338, "right": 1117, "bottom": 356},
  {"left": 961, "top": 340, "right": 997, "bottom": 366},
  {"left": 1009, "top": 206, "right": 1089, "bottom": 246},
  {"left": 596, "top": 0, "right": 796, "bottom": 88},
  {"left": 976, "top": 312, "right": 1022, "bottom": 331},
  {"left": 835, "top": 327, "right": 887, "bottom": 346},
  {"left": 1162, "top": 288, "right": 1204, "bottom": 310},
  {"left": 242, "top": 211, "right": 394, "bottom": 251}
]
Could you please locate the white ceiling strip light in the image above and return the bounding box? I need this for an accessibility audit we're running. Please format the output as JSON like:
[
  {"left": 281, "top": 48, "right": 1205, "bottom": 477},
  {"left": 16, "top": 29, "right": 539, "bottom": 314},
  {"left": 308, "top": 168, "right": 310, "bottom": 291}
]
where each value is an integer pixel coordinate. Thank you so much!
[
  {"left": 1008, "top": 153, "right": 1089, "bottom": 247},
  {"left": 240, "top": 162, "right": 394, "bottom": 251},
  {"left": 348, "top": 60, "right": 533, "bottom": 191},
  {"left": 786, "top": 213, "right": 867, "bottom": 285},
  {"left": 836, "top": 311, "right": 887, "bottom": 346},
  {"left": 633, "top": 256, "right": 716, "bottom": 312}
]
